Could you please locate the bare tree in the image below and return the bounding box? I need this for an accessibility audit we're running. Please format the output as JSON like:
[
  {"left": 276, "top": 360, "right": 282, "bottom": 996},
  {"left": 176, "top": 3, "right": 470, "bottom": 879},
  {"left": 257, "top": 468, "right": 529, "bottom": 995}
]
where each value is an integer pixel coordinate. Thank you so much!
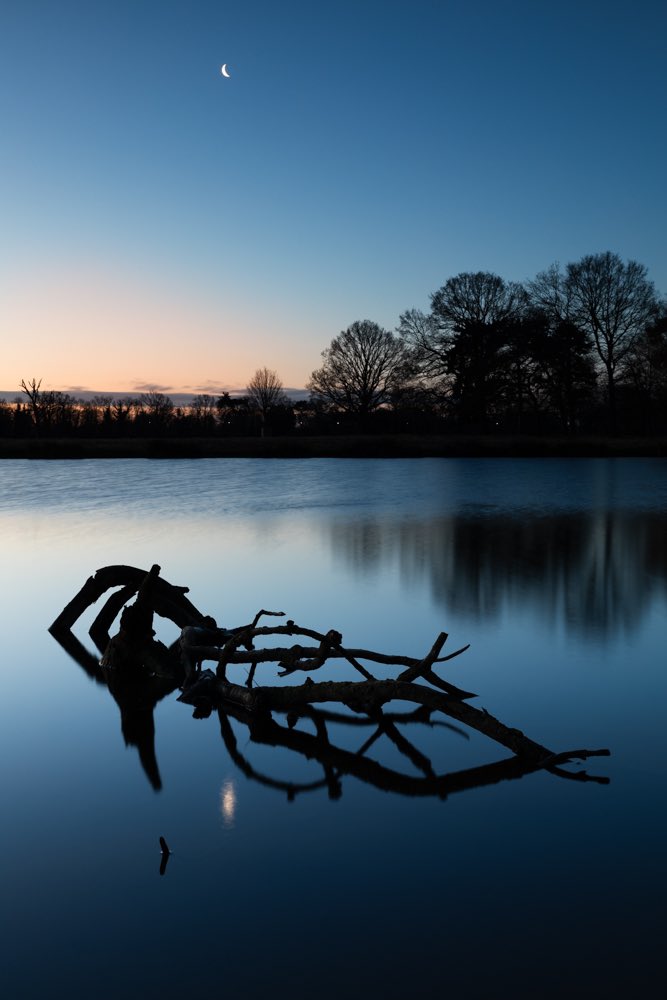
[
  {"left": 142, "top": 392, "right": 174, "bottom": 419},
  {"left": 564, "top": 252, "right": 658, "bottom": 432},
  {"left": 246, "top": 368, "right": 286, "bottom": 434},
  {"left": 20, "top": 377, "right": 43, "bottom": 431},
  {"left": 431, "top": 271, "right": 527, "bottom": 330},
  {"left": 39, "top": 390, "right": 79, "bottom": 431},
  {"left": 190, "top": 393, "right": 218, "bottom": 430},
  {"left": 19, "top": 378, "right": 79, "bottom": 433},
  {"left": 397, "top": 308, "right": 444, "bottom": 380},
  {"left": 307, "top": 320, "right": 410, "bottom": 423},
  {"left": 527, "top": 263, "right": 578, "bottom": 323}
]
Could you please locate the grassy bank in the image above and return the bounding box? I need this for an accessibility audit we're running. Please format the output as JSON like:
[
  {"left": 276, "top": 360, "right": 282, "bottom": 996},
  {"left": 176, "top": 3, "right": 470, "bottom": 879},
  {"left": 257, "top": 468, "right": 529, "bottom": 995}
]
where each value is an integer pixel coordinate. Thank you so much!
[{"left": 1, "top": 434, "right": 666, "bottom": 459}]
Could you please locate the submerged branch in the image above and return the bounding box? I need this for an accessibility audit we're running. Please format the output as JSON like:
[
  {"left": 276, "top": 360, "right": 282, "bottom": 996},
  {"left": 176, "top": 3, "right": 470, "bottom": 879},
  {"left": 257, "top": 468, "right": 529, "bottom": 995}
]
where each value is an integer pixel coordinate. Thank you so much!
[
  {"left": 211, "top": 676, "right": 552, "bottom": 760},
  {"left": 52, "top": 564, "right": 612, "bottom": 799}
]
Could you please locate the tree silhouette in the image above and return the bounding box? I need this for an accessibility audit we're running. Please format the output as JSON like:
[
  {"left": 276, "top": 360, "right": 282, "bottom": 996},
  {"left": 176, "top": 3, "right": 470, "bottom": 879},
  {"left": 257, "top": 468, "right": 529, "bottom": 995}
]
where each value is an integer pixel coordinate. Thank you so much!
[
  {"left": 308, "top": 320, "right": 410, "bottom": 426},
  {"left": 19, "top": 377, "right": 43, "bottom": 432},
  {"left": 397, "top": 308, "right": 444, "bottom": 380},
  {"left": 527, "top": 266, "right": 598, "bottom": 432},
  {"left": 246, "top": 368, "right": 286, "bottom": 435},
  {"left": 534, "top": 319, "right": 597, "bottom": 433},
  {"left": 400, "top": 273, "right": 527, "bottom": 430},
  {"left": 626, "top": 306, "right": 667, "bottom": 433},
  {"left": 19, "top": 378, "right": 80, "bottom": 435},
  {"left": 431, "top": 271, "right": 526, "bottom": 330},
  {"left": 565, "top": 252, "right": 658, "bottom": 433}
]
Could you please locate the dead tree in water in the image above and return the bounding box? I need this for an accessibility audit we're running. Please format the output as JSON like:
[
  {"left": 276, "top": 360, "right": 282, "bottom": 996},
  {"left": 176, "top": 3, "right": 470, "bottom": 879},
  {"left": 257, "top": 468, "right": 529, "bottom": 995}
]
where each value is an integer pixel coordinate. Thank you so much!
[{"left": 50, "top": 564, "right": 610, "bottom": 798}]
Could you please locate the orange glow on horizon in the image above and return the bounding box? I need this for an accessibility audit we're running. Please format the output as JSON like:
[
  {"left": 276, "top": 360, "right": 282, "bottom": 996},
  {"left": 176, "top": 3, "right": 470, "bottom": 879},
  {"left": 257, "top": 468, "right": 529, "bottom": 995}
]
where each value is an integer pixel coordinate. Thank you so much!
[{"left": 2, "top": 261, "right": 316, "bottom": 395}]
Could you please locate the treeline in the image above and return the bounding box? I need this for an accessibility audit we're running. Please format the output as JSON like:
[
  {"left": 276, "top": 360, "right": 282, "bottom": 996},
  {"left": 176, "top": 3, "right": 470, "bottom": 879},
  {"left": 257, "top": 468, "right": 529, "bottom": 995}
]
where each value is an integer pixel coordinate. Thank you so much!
[
  {"left": 0, "top": 384, "right": 296, "bottom": 439},
  {"left": 307, "top": 252, "right": 667, "bottom": 437},
  {"left": 2, "top": 251, "right": 666, "bottom": 439}
]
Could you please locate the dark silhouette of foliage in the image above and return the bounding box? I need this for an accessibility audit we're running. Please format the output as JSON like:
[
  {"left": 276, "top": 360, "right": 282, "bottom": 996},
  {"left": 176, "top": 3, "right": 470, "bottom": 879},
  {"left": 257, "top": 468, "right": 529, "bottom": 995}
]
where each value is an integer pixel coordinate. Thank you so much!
[
  {"left": 401, "top": 273, "right": 527, "bottom": 431},
  {"left": 497, "top": 315, "right": 545, "bottom": 433},
  {"left": 0, "top": 400, "right": 12, "bottom": 435},
  {"left": 625, "top": 307, "right": 667, "bottom": 433}
]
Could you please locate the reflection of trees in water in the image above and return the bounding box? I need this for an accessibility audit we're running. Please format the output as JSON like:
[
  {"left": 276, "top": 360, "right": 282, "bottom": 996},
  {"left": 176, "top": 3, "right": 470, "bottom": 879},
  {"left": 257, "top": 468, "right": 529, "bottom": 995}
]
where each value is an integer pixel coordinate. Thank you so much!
[{"left": 329, "top": 511, "right": 667, "bottom": 636}]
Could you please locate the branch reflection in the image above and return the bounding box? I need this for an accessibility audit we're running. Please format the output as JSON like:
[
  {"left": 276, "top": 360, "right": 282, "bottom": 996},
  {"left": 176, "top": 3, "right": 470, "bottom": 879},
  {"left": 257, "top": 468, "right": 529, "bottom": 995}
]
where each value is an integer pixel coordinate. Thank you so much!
[
  {"left": 211, "top": 697, "right": 608, "bottom": 804},
  {"left": 50, "top": 627, "right": 176, "bottom": 792},
  {"left": 54, "top": 624, "right": 609, "bottom": 800},
  {"left": 49, "top": 557, "right": 610, "bottom": 802}
]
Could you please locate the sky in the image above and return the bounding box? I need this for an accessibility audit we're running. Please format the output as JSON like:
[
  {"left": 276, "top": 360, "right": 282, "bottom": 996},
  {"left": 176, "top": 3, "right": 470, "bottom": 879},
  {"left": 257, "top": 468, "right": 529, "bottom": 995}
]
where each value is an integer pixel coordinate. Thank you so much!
[{"left": 1, "top": 0, "right": 665, "bottom": 397}]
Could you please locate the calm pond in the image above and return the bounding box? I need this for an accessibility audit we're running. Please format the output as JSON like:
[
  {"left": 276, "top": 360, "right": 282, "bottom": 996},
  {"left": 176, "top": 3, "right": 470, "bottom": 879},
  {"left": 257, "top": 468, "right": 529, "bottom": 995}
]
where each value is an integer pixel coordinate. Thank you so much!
[{"left": 1, "top": 457, "right": 666, "bottom": 998}]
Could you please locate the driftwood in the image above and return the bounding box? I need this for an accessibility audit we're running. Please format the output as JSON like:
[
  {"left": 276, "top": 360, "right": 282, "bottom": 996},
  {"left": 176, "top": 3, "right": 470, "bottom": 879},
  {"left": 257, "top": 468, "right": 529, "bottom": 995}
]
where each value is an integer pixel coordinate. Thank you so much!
[
  {"left": 50, "top": 563, "right": 204, "bottom": 637},
  {"left": 49, "top": 564, "right": 611, "bottom": 798}
]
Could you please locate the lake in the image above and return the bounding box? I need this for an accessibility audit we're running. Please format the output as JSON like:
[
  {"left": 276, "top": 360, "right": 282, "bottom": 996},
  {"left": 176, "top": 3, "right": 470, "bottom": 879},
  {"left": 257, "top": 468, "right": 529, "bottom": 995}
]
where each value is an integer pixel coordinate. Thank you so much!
[{"left": 1, "top": 457, "right": 666, "bottom": 999}]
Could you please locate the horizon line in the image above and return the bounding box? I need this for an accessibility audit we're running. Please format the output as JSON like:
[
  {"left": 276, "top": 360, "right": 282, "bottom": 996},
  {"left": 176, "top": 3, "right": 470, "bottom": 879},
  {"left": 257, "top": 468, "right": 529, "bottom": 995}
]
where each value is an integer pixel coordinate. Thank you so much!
[{"left": 0, "top": 387, "right": 310, "bottom": 403}]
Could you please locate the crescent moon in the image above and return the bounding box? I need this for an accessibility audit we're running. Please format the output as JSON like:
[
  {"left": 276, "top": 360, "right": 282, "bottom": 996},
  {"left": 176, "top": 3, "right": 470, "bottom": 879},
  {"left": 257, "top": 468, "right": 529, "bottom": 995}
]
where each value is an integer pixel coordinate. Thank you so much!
[{"left": 221, "top": 64, "right": 231, "bottom": 78}]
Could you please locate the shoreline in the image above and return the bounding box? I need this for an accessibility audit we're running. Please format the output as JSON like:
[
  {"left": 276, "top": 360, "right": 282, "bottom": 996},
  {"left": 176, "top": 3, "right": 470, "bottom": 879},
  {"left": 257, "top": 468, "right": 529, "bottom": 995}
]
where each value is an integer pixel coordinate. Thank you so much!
[{"left": 1, "top": 434, "right": 666, "bottom": 459}]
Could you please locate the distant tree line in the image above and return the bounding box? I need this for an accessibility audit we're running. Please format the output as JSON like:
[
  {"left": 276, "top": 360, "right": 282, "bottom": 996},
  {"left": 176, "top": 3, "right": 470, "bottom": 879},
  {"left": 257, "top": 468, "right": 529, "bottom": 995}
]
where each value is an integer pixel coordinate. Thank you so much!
[
  {"left": 2, "top": 252, "right": 665, "bottom": 440},
  {"left": 0, "top": 376, "right": 296, "bottom": 439}
]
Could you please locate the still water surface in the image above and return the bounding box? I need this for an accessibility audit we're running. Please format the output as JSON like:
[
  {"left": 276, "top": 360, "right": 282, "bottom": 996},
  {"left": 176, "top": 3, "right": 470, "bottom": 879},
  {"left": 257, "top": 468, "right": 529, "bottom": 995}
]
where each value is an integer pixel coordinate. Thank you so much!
[{"left": 1, "top": 458, "right": 666, "bottom": 998}]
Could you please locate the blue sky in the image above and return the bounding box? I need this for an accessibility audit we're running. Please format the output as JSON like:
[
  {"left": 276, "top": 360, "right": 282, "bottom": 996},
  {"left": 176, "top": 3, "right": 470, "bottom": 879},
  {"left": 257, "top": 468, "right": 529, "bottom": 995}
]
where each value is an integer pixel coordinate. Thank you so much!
[{"left": 1, "top": 0, "right": 665, "bottom": 395}]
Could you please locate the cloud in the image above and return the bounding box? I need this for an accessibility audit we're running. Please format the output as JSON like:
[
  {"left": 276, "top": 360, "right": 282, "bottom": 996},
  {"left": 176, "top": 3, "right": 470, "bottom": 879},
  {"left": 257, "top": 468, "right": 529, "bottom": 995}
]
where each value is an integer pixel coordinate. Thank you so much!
[
  {"left": 132, "top": 382, "right": 174, "bottom": 393},
  {"left": 189, "top": 382, "right": 240, "bottom": 394}
]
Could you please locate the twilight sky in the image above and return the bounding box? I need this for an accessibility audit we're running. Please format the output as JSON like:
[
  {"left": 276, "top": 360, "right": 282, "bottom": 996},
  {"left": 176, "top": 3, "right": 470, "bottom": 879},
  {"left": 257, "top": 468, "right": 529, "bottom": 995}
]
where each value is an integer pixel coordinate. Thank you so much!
[{"left": 2, "top": 0, "right": 665, "bottom": 397}]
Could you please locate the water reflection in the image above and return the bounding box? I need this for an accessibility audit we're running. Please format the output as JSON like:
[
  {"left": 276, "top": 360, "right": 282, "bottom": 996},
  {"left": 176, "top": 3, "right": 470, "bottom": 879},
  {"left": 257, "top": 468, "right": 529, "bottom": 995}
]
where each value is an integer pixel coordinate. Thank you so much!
[
  {"left": 50, "top": 626, "right": 177, "bottom": 791},
  {"left": 220, "top": 778, "right": 237, "bottom": 827},
  {"left": 211, "top": 699, "right": 608, "bottom": 802},
  {"left": 48, "top": 551, "right": 612, "bottom": 804},
  {"left": 51, "top": 622, "right": 609, "bottom": 800},
  {"left": 105, "top": 670, "right": 174, "bottom": 791},
  {"left": 329, "top": 510, "right": 667, "bottom": 635},
  {"left": 53, "top": 620, "right": 608, "bottom": 800}
]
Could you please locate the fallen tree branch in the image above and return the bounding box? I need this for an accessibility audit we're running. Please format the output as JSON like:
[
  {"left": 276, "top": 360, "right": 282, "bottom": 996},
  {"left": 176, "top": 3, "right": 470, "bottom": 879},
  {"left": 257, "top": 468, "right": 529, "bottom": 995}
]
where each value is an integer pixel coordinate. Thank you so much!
[
  {"left": 210, "top": 676, "right": 552, "bottom": 760},
  {"left": 49, "top": 563, "right": 204, "bottom": 635},
  {"left": 51, "top": 564, "right": 611, "bottom": 800}
]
